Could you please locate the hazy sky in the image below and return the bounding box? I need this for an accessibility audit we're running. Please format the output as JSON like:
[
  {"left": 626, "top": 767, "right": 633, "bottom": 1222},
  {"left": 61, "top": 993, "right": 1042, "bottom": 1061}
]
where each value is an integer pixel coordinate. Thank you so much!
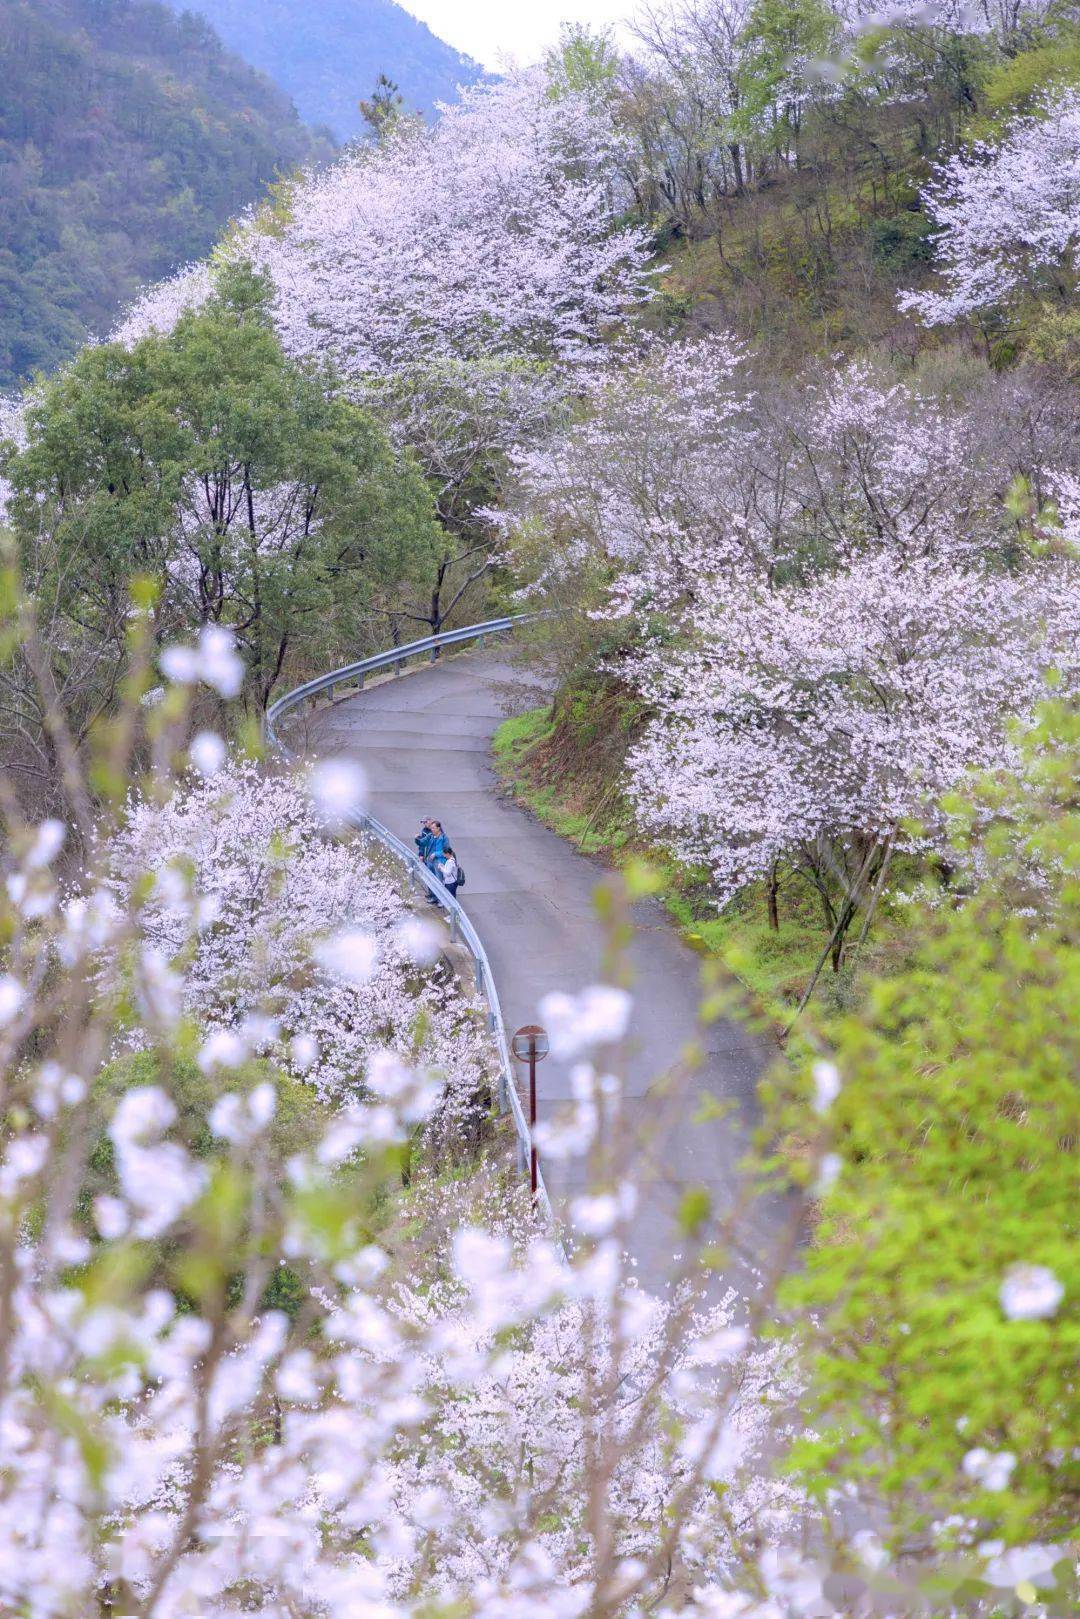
[{"left": 401, "top": 1, "right": 637, "bottom": 72}]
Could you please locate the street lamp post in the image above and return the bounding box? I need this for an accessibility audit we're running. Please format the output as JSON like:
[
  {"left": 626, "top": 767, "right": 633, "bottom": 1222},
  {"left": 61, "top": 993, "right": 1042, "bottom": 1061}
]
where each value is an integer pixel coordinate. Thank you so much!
[{"left": 511, "top": 1024, "right": 549, "bottom": 1199}]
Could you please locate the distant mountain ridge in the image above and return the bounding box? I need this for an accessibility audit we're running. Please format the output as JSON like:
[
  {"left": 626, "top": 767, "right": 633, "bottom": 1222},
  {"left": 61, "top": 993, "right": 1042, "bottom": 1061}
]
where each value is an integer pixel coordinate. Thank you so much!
[
  {"left": 165, "top": 0, "right": 488, "bottom": 139},
  {"left": 0, "top": 0, "right": 335, "bottom": 390}
]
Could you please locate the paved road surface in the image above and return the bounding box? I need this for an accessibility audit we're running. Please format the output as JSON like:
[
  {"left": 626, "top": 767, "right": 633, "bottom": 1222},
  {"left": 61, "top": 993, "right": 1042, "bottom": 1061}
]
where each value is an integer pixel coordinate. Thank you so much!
[{"left": 311, "top": 646, "right": 781, "bottom": 1292}]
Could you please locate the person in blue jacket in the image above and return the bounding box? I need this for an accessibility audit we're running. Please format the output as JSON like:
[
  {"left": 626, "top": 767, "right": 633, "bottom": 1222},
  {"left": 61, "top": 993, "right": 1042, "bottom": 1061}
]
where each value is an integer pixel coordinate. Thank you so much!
[{"left": 424, "top": 820, "right": 449, "bottom": 903}]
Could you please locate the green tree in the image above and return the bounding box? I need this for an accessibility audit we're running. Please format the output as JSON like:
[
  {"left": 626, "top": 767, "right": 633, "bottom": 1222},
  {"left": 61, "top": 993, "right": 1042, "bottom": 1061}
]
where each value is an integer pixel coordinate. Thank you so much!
[
  {"left": 3, "top": 263, "right": 440, "bottom": 714},
  {"left": 359, "top": 73, "right": 406, "bottom": 140},
  {"left": 776, "top": 702, "right": 1079, "bottom": 1546},
  {"left": 737, "top": 0, "right": 840, "bottom": 167},
  {"left": 545, "top": 22, "right": 621, "bottom": 103}
]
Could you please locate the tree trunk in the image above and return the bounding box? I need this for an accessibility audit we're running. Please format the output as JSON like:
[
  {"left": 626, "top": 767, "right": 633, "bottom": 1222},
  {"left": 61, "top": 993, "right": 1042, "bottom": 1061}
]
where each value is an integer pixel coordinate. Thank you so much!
[{"left": 767, "top": 863, "right": 780, "bottom": 933}]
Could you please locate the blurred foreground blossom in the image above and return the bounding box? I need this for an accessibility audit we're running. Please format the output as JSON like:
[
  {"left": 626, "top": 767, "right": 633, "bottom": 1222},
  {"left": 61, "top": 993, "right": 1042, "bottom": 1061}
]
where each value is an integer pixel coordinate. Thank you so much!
[
  {"left": 290, "top": 1032, "right": 318, "bottom": 1072},
  {"left": 999, "top": 1264, "right": 1064, "bottom": 1321},
  {"left": 539, "top": 984, "right": 632, "bottom": 1059},
  {"left": 308, "top": 756, "right": 368, "bottom": 829},
  {"left": 394, "top": 915, "right": 442, "bottom": 965},
  {"left": 314, "top": 928, "right": 379, "bottom": 985},
  {"left": 161, "top": 624, "right": 244, "bottom": 698},
  {"left": 815, "top": 1152, "right": 842, "bottom": 1195},
  {"left": 189, "top": 730, "right": 227, "bottom": 776},
  {"left": 811, "top": 1061, "right": 841, "bottom": 1115},
  {"left": 210, "top": 1083, "right": 277, "bottom": 1145},
  {"left": 0, "top": 974, "right": 25, "bottom": 1027},
  {"left": 979, "top": 1542, "right": 1064, "bottom": 1590},
  {"left": 198, "top": 1028, "right": 248, "bottom": 1073},
  {"left": 963, "top": 1448, "right": 1017, "bottom": 1491},
  {"left": 27, "top": 819, "right": 65, "bottom": 867}
]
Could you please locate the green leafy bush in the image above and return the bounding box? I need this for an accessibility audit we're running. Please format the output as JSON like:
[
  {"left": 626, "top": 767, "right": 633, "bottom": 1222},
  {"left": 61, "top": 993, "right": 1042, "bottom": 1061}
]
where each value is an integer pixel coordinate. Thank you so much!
[{"left": 779, "top": 703, "right": 1079, "bottom": 1543}]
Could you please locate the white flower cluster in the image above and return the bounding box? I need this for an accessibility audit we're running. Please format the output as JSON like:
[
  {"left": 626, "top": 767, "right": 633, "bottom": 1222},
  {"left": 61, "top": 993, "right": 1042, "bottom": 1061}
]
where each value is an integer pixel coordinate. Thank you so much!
[
  {"left": 900, "top": 89, "right": 1080, "bottom": 325},
  {"left": 106, "top": 760, "right": 489, "bottom": 1108}
]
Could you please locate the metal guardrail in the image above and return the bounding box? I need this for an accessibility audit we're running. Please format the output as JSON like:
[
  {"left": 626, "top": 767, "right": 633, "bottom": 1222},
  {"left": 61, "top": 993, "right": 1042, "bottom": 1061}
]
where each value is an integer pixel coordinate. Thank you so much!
[{"left": 266, "top": 615, "right": 553, "bottom": 1221}]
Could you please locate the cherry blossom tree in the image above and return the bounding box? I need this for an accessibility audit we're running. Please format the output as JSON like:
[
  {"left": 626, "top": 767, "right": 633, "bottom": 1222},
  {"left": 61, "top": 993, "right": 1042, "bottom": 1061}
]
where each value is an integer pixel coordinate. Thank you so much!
[
  {"left": 899, "top": 89, "right": 1080, "bottom": 326},
  {"left": 106, "top": 760, "right": 490, "bottom": 1109},
  {"left": 508, "top": 334, "right": 767, "bottom": 620},
  {"left": 250, "top": 74, "right": 649, "bottom": 395},
  {"left": 245, "top": 72, "right": 652, "bottom": 633},
  {"left": 625, "top": 554, "right": 1077, "bottom": 963},
  {"left": 108, "top": 261, "right": 214, "bottom": 349},
  {"left": 511, "top": 340, "right": 1079, "bottom": 958},
  {"left": 513, "top": 345, "right": 1024, "bottom": 631},
  {"left": 0, "top": 392, "right": 25, "bottom": 522}
]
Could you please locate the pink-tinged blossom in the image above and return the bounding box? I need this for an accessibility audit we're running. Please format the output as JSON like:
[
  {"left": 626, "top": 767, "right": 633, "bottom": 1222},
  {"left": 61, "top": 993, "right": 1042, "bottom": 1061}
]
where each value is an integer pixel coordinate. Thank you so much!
[{"left": 900, "top": 90, "right": 1080, "bottom": 325}]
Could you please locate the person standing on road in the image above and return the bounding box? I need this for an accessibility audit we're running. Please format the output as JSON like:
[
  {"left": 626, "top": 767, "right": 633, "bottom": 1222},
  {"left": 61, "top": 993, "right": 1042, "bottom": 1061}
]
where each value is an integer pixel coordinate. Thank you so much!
[
  {"left": 440, "top": 847, "right": 461, "bottom": 899},
  {"left": 426, "top": 821, "right": 448, "bottom": 869},
  {"left": 425, "top": 820, "right": 449, "bottom": 903},
  {"left": 415, "top": 818, "right": 434, "bottom": 862}
]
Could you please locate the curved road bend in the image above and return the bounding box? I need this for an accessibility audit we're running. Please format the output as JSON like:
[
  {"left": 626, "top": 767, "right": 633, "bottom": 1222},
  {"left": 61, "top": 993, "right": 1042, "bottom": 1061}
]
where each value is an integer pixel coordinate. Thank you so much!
[{"left": 313, "top": 646, "right": 782, "bottom": 1293}]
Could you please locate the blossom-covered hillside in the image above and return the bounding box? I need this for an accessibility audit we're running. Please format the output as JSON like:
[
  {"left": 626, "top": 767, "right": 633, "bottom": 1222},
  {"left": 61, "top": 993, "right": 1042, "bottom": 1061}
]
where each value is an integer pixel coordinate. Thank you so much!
[{"left": 0, "top": 5, "right": 1076, "bottom": 1612}]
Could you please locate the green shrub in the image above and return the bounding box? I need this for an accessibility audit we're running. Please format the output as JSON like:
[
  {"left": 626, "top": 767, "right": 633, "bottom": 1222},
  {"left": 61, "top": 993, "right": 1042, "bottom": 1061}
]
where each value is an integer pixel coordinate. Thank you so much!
[{"left": 778, "top": 703, "right": 1079, "bottom": 1543}]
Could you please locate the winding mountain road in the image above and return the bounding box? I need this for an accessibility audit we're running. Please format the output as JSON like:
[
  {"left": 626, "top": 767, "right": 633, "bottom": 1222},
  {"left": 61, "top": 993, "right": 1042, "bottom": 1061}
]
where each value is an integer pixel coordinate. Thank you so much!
[{"left": 313, "top": 645, "right": 780, "bottom": 1291}]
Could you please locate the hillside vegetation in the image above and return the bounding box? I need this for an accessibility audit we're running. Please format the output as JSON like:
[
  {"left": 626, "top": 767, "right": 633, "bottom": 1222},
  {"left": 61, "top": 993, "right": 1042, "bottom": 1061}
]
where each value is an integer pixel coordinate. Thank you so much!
[
  {"left": 0, "top": 0, "right": 334, "bottom": 388},
  {"left": 495, "top": 5, "right": 1080, "bottom": 1013}
]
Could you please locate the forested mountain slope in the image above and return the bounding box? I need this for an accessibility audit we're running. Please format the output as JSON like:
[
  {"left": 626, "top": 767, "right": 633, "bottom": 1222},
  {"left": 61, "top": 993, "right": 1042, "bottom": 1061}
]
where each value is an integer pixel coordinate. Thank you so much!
[
  {"left": 0, "top": 0, "right": 334, "bottom": 389},
  {"left": 165, "top": 0, "right": 487, "bottom": 137}
]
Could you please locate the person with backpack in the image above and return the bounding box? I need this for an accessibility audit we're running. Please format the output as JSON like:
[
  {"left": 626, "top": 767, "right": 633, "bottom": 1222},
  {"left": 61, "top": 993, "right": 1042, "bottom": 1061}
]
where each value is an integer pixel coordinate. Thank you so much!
[{"left": 440, "top": 847, "right": 461, "bottom": 899}]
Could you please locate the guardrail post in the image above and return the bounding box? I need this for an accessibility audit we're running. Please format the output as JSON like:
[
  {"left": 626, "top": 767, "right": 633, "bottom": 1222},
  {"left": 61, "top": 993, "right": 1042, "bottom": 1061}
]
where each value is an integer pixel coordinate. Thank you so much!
[
  {"left": 394, "top": 658, "right": 402, "bottom": 677},
  {"left": 358, "top": 671, "right": 364, "bottom": 690},
  {"left": 449, "top": 909, "right": 458, "bottom": 942}
]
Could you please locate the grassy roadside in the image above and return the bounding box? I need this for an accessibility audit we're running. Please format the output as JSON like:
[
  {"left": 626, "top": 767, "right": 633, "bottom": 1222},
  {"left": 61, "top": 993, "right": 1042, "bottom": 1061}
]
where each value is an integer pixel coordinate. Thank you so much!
[{"left": 493, "top": 705, "right": 899, "bottom": 1027}]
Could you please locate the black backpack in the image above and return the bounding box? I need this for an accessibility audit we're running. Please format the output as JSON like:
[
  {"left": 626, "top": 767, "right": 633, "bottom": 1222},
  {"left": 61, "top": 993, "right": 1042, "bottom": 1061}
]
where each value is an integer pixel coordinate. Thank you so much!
[{"left": 456, "top": 863, "right": 465, "bottom": 889}]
